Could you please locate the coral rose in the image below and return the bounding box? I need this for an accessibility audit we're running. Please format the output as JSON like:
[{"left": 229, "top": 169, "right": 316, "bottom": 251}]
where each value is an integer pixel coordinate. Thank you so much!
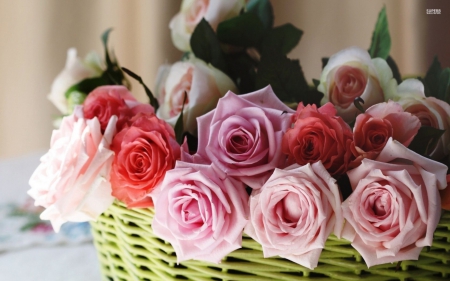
[
  {"left": 245, "top": 162, "right": 343, "bottom": 269},
  {"left": 110, "top": 112, "right": 180, "bottom": 208},
  {"left": 151, "top": 162, "right": 249, "bottom": 263},
  {"left": 282, "top": 102, "right": 354, "bottom": 176},
  {"left": 342, "top": 138, "right": 448, "bottom": 267}
]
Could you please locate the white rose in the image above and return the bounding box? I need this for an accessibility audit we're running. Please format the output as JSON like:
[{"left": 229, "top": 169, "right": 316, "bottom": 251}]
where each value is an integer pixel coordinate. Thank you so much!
[
  {"left": 170, "top": 0, "right": 246, "bottom": 52},
  {"left": 48, "top": 48, "right": 103, "bottom": 115},
  {"left": 318, "top": 47, "right": 397, "bottom": 123},
  {"left": 155, "top": 56, "right": 237, "bottom": 135},
  {"left": 396, "top": 79, "right": 450, "bottom": 159}
]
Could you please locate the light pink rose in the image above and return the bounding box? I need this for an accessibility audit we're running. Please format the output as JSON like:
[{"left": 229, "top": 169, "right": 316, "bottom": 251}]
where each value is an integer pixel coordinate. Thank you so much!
[
  {"left": 245, "top": 162, "right": 343, "bottom": 269},
  {"left": 396, "top": 79, "right": 450, "bottom": 160},
  {"left": 342, "top": 138, "right": 448, "bottom": 267},
  {"left": 352, "top": 100, "right": 420, "bottom": 163},
  {"left": 151, "top": 162, "right": 249, "bottom": 263},
  {"left": 28, "top": 109, "right": 117, "bottom": 232},
  {"left": 194, "top": 86, "right": 294, "bottom": 189},
  {"left": 170, "top": 0, "right": 246, "bottom": 51},
  {"left": 318, "top": 47, "right": 396, "bottom": 123}
]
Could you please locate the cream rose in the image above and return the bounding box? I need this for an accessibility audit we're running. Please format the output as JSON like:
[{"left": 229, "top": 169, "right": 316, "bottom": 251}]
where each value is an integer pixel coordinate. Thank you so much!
[
  {"left": 170, "top": 0, "right": 246, "bottom": 51},
  {"left": 396, "top": 79, "right": 450, "bottom": 159},
  {"left": 48, "top": 48, "right": 103, "bottom": 115},
  {"left": 28, "top": 108, "right": 116, "bottom": 232},
  {"left": 318, "top": 47, "right": 397, "bottom": 123},
  {"left": 155, "top": 56, "right": 237, "bottom": 135}
]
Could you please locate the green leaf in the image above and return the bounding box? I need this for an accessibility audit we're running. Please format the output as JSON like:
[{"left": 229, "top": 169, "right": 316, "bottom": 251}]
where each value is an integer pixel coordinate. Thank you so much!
[
  {"left": 174, "top": 92, "right": 187, "bottom": 145},
  {"left": 256, "top": 52, "right": 321, "bottom": 105},
  {"left": 261, "top": 23, "right": 303, "bottom": 54},
  {"left": 408, "top": 126, "right": 445, "bottom": 156},
  {"left": 224, "top": 52, "right": 257, "bottom": 93},
  {"left": 191, "top": 19, "right": 227, "bottom": 72},
  {"left": 246, "top": 0, "right": 274, "bottom": 31},
  {"left": 368, "top": 6, "right": 391, "bottom": 59},
  {"left": 121, "top": 67, "right": 159, "bottom": 111},
  {"left": 312, "top": 79, "right": 320, "bottom": 88},
  {"left": 217, "top": 13, "right": 265, "bottom": 48},
  {"left": 353, "top": 97, "right": 366, "bottom": 113},
  {"left": 424, "top": 56, "right": 442, "bottom": 97},
  {"left": 438, "top": 68, "right": 450, "bottom": 103},
  {"left": 101, "top": 28, "right": 114, "bottom": 69},
  {"left": 386, "top": 56, "right": 401, "bottom": 84},
  {"left": 64, "top": 75, "right": 109, "bottom": 98},
  {"left": 321, "top": 57, "right": 329, "bottom": 69}
]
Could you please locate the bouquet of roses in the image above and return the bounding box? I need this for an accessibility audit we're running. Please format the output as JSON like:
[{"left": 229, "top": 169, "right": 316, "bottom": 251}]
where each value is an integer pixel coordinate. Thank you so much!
[{"left": 28, "top": 0, "right": 450, "bottom": 270}]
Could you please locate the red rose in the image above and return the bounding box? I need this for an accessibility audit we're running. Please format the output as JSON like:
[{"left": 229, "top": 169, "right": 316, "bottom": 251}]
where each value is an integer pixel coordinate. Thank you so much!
[
  {"left": 83, "top": 85, "right": 154, "bottom": 132},
  {"left": 282, "top": 102, "right": 354, "bottom": 176},
  {"left": 110, "top": 112, "right": 180, "bottom": 208}
]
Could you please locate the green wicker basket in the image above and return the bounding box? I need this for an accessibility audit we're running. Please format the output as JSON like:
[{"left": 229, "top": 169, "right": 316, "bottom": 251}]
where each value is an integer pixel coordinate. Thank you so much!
[{"left": 90, "top": 201, "right": 450, "bottom": 281}]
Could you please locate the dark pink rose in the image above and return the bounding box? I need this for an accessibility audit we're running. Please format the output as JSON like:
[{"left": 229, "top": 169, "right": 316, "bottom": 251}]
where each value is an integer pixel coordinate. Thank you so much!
[
  {"left": 352, "top": 100, "right": 420, "bottom": 164},
  {"left": 151, "top": 162, "right": 249, "bottom": 263},
  {"left": 245, "top": 162, "right": 343, "bottom": 269},
  {"left": 282, "top": 102, "right": 354, "bottom": 176},
  {"left": 194, "top": 85, "right": 294, "bottom": 189},
  {"left": 110, "top": 112, "right": 180, "bottom": 208},
  {"left": 342, "top": 138, "right": 448, "bottom": 267},
  {"left": 83, "top": 85, "right": 154, "bottom": 132}
]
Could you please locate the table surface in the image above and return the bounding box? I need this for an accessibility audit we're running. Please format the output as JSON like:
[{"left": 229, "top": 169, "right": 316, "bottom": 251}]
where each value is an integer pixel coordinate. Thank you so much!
[{"left": 0, "top": 151, "right": 102, "bottom": 281}]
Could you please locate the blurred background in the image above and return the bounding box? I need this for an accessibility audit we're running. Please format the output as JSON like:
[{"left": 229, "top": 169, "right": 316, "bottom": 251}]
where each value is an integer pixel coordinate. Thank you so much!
[{"left": 0, "top": 0, "right": 449, "bottom": 159}]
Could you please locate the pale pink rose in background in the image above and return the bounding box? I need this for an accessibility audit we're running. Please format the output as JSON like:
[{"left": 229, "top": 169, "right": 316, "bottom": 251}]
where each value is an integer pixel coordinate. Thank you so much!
[
  {"left": 352, "top": 100, "right": 420, "bottom": 164},
  {"left": 155, "top": 56, "right": 237, "bottom": 135},
  {"left": 48, "top": 48, "right": 103, "bottom": 115},
  {"left": 318, "top": 47, "right": 397, "bottom": 123},
  {"left": 342, "top": 138, "right": 448, "bottom": 267},
  {"left": 151, "top": 162, "right": 249, "bottom": 263},
  {"left": 396, "top": 79, "right": 450, "bottom": 160},
  {"left": 245, "top": 162, "right": 343, "bottom": 269},
  {"left": 170, "top": 0, "right": 246, "bottom": 51},
  {"left": 28, "top": 112, "right": 117, "bottom": 232},
  {"left": 194, "top": 86, "right": 294, "bottom": 189}
]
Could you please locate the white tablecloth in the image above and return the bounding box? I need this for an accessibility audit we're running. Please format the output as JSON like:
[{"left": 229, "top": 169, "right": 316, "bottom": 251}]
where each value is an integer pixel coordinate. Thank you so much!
[{"left": 0, "top": 152, "right": 102, "bottom": 281}]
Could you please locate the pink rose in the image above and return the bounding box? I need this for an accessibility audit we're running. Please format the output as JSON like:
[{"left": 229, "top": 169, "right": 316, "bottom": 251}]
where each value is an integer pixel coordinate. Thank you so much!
[
  {"left": 83, "top": 85, "right": 154, "bottom": 132},
  {"left": 318, "top": 47, "right": 396, "bottom": 123},
  {"left": 396, "top": 79, "right": 450, "bottom": 160},
  {"left": 342, "top": 138, "right": 448, "bottom": 267},
  {"left": 194, "top": 86, "right": 294, "bottom": 189},
  {"left": 110, "top": 112, "right": 180, "bottom": 208},
  {"left": 28, "top": 109, "right": 117, "bottom": 232},
  {"left": 352, "top": 100, "right": 420, "bottom": 163},
  {"left": 151, "top": 162, "right": 249, "bottom": 263},
  {"left": 282, "top": 102, "right": 354, "bottom": 176},
  {"left": 245, "top": 162, "right": 343, "bottom": 269}
]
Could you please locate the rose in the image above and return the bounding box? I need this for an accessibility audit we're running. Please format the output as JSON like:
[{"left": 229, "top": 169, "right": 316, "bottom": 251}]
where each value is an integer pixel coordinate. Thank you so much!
[
  {"left": 110, "top": 112, "right": 180, "bottom": 208},
  {"left": 28, "top": 109, "right": 117, "bottom": 232},
  {"left": 194, "top": 86, "right": 294, "bottom": 189},
  {"left": 170, "top": 0, "right": 245, "bottom": 51},
  {"left": 341, "top": 138, "right": 448, "bottom": 267},
  {"left": 155, "top": 56, "right": 237, "bottom": 135},
  {"left": 282, "top": 102, "right": 354, "bottom": 176},
  {"left": 395, "top": 79, "right": 450, "bottom": 160},
  {"left": 352, "top": 100, "right": 420, "bottom": 163},
  {"left": 83, "top": 85, "right": 154, "bottom": 132},
  {"left": 151, "top": 162, "right": 249, "bottom": 263},
  {"left": 48, "top": 48, "right": 103, "bottom": 115},
  {"left": 318, "top": 47, "right": 397, "bottom": 123},
  {"left": 244, "top": 162, "right": 343, "bottom": 269}
]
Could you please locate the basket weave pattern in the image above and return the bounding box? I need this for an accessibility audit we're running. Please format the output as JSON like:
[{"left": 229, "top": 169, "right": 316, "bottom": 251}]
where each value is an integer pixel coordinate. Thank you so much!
[{"left": 90, "top": 201, "right": 450, "bottom": 281}]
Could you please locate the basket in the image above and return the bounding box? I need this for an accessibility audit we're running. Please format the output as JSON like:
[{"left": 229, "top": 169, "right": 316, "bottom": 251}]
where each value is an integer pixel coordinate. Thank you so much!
[{"left": 90, "top": 201, "right": 450, "bottom": 281}]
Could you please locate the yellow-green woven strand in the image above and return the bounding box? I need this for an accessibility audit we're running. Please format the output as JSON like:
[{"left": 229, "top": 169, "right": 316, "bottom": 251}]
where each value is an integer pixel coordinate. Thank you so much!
[{"left": 90, "top": 201, "right": 450, "bottom": 281}]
